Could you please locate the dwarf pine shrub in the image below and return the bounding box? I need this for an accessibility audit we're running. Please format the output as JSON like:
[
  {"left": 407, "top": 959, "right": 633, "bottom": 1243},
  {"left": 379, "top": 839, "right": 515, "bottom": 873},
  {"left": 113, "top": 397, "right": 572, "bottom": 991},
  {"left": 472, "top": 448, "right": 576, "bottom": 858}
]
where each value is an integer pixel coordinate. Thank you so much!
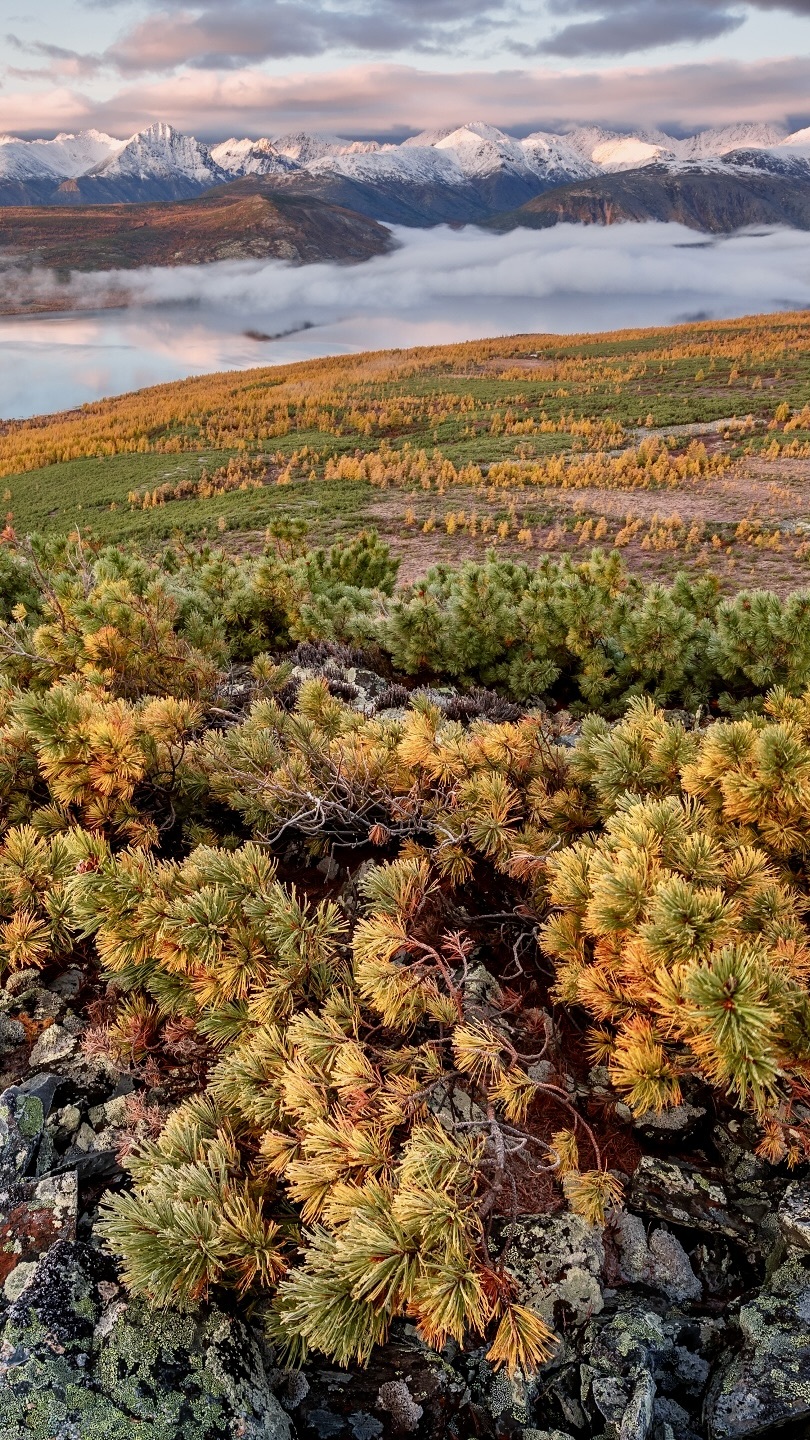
[{"left": 0, "top": 528, "right": 809, "bottom": 1369}]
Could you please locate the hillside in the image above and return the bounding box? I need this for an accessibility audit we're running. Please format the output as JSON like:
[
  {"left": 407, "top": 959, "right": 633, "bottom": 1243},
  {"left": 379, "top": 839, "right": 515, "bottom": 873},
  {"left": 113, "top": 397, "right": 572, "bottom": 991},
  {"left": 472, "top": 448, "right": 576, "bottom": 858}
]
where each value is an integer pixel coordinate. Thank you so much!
[
  {"left": 2, "top": 313, "right": 810, "bottom": 1439},
  {"left": 0, "top": 185, "right": 393, "bottom": 313},
  {"left": 2, "top": 308, "right": 810, "bottom": 596},
  {"left": 487, "top": 166, "right": 810, "bottom": 233}
]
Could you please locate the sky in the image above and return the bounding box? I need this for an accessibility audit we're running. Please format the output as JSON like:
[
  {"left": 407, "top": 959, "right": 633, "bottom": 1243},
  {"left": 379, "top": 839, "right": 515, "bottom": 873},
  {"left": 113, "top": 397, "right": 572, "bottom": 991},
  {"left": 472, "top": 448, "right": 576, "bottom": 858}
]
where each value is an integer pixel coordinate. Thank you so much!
[{"left": 1, "top": 0, "right": 810, "bottom": 140}]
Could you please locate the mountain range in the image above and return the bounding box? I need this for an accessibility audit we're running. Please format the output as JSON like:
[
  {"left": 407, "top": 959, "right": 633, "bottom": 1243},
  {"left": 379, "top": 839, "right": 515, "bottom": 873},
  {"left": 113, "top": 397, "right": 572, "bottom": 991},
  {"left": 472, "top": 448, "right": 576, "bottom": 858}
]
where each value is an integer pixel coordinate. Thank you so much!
[{"left": 3, "top": 118, "right": 810, "bottom": 230}]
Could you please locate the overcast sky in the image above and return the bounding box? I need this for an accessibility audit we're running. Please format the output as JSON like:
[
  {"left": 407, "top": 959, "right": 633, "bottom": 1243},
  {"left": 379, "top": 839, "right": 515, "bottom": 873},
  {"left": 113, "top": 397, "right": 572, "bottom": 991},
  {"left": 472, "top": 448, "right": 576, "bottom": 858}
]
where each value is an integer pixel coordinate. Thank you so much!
[{"left": 1, "top": 0, "right": 809, "bottom": 139}]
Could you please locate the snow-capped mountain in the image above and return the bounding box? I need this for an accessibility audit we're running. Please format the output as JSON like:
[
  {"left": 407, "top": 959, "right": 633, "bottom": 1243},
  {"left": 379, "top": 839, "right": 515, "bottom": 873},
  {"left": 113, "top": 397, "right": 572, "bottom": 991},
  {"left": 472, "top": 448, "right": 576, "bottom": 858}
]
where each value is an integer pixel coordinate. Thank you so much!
[
  {"left": 0, "top": 129, "right": 119, "bottom": 181},
  {"left": 88, "top": 124, "right": 221, "bottom": 191},
  {"left": 3, "top": 117, "right": 810, "bottom": 228},
  {"left": 681, "top": 123, "right": 787, "bottom": 159},
  {"left": 270, "top": 133, "right": 383, "bottom": 165},
  {"left": 210, "top": 137, "right": 298, "bottom": 176}
]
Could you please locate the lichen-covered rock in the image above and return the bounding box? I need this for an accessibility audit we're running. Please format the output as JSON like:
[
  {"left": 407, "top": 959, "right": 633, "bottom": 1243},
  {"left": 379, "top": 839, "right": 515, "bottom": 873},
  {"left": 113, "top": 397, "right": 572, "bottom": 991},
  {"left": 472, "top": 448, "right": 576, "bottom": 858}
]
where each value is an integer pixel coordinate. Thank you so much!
[
  {"left": 581, "top": 1305, "right": 666, "bottom": 1438},
  {"left": 704, "top": 1253, "right": 810, "bottom": 1438},
  {"left": 632, "top": 1105, "right": 706, "bottom": 1139},
  {"left": 777, "top": 1179, "right": 810, "bottom": 1252},
  {"left": 28, "top": 1023, "right": 77, "bottom": 1069},
  {"left": 611, "top": 1214, "right": 701, "bottom": 1303},
  {"left": 0, "top": 1015, "right": 25, "bottom": 1060},
  {"left": 272, "top": 1326, "right": 475, "bottom": 1439},
  {"left": 630, "top": 1158, "right": 746, "bottom": 1239},
  {"left": 0, "top": 1240, "right": 292, "bottom": 1440},
  {"left": 0, "top": 1171, "right": 77, "bottom": 1290},
  {"left": 0, "top": 1094, "right": 41, "bottom": 1182},
  {"left": 502, "top": 1214, "right": 605, "bottom": 1329}
]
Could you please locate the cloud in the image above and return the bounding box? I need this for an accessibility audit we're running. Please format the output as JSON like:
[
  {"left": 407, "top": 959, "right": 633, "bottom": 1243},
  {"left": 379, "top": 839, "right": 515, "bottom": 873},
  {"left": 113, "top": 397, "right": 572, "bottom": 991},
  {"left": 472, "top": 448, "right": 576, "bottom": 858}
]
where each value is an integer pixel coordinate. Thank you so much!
[
  {"left": 2, "top": 54, "right": 810, "bottom": 141},
  {"left": 103, "top": 0, "right": 512, "bottom": 74},
  {"left": 541, "top": 2, "right": 743, "bottom": 58},
  {"left": 542, "top": 0, "right": 810, "bottom": 58},
  {"left": 4, "top": 35, "right": 102, "bottom": 79},
  {"left": 4, "top": 222, "right": 810, "bottom": 420}
]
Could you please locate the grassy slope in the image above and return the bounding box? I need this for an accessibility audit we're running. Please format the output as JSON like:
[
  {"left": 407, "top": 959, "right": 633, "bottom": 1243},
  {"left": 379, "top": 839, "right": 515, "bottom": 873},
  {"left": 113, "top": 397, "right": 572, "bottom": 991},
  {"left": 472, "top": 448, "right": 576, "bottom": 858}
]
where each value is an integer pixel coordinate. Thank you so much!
[{"left": 3, "top": 311, "right": 810, "bottom": 586}]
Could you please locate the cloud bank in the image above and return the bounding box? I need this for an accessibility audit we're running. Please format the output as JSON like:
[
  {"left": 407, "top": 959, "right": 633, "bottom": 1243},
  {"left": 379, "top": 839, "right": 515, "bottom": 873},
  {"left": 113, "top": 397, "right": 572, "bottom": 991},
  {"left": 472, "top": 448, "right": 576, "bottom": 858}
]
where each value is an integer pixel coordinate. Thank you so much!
[
  {"left": 3, "top": 54, "right": 810, "bottom": 140},
  {"left": 3, "top": 222, "right": 810, "bottom": 419}
]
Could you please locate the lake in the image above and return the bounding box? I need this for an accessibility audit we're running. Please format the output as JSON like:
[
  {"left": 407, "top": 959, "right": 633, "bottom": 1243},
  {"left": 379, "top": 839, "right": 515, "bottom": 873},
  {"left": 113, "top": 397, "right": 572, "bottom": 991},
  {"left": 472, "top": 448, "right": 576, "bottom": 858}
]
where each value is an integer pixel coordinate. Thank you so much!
[{"left": 2, "top": 222, "right": 810, "bottom": 421}]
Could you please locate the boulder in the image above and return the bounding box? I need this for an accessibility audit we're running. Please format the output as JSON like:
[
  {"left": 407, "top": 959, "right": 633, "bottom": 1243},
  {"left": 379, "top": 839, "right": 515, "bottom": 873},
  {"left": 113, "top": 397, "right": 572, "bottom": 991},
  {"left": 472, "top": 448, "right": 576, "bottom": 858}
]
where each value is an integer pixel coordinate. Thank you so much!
[
  {"left": 28, "top": 1022, "right": 77, "bottom": 1069},
  {"left": 704, "top": 1253, "right": 810, "bottom": 1438},
  {"left": 0, "top": 1240, "right": 293, "bottom": 1440},
  {"left": 630, "top": 1158, "right": 747, "bottom": 1239},
  {"left": 777, "top": 1179, "right": 810, "bottom": 1252},
  {"left": 611, "top": 1213, "right": 701, "bottom": 1303},
  {"left": 0, "top": 1171, "right": 77, "bottom": 1291},
  {"left": 0, "top": 1085, "right": 46, "bottom": 1178},
  {"left": 502, "top": 1213, "right": 605, "bottom": 1329}
]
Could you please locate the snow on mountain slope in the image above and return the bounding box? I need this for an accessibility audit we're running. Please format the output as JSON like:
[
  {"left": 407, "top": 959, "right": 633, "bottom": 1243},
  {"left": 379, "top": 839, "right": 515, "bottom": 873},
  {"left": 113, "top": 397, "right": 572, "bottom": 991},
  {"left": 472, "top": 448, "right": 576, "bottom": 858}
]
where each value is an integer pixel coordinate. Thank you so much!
[
  {"left": 683, "top": 123, "right": 786, "bottom": 158},
  {"left": 778, "top": 126, "right": 810, "bottom": 157},
  {"left": 0, "top": 129, "right": 118, "bottom": 181},
  {"left": 271, "top": 133, "right": 381, "bottom": 165},
  {"left": 3, "top": 117, "right": 810, "bottom": 217},
  {"left": 90, "top": 122, "right": 223, "bottom": 186},
  {"left": 521, "top": 132, "right": 597, "bottom": 181},
  {"left": 210, "top": 137, "right": 298, "bottom": 176},
  {"left": 434, "top": 122, "right": 529, "bottom": 177},
  {"left": 309, "top": 144, "right": 468, "bottom": 186},
  {"left": 591, "top": 137, "right": 678, "bottom": 170},
  {"left": 311, "top": 123, "right": 593, "bottom": 196}
]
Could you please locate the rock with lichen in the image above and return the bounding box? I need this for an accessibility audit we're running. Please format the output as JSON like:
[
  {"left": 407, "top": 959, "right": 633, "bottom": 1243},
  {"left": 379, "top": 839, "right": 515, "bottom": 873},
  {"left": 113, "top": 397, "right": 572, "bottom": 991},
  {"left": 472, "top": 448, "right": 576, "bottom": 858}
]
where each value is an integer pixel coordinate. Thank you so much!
[
  {"left": 704, "top": 1253, "right": 810, "bottom": 1438},
  {"left": 0, "top": 1240, "right": 292, "bottom": 1440},
  {"left": 501, "top": 1214, "right": 605, "bottom": 1330}
]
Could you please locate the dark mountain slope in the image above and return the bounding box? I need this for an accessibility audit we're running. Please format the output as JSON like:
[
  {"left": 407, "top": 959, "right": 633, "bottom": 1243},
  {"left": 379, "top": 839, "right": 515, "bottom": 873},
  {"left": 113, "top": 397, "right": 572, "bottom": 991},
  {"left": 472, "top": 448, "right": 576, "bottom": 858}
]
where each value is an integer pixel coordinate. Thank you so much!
[
  {"left": 486, "top": 167, "right": 810, "bottom": 233},
  {"left": 0, "top": 186, "right": 393, "bottom": 280},
  {"left": 236, "top": 171, "right": 494, "bottom": 226}
]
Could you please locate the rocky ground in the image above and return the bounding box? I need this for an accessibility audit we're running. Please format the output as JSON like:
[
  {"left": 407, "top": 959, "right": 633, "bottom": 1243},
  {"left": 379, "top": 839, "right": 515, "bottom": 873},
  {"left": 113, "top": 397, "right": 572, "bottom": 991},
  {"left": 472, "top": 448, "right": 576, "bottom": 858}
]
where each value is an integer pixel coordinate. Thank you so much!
[{"left": 1, "top": 651, "right": 810, "bottom": 1440}]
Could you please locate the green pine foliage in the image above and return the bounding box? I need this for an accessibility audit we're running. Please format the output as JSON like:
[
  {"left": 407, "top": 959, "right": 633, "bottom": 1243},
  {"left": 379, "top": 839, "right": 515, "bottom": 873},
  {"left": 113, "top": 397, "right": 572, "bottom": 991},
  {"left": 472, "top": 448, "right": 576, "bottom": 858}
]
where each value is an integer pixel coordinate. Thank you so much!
[{"left": 2, "top": 526, "right": 810, "bottom": 1369}]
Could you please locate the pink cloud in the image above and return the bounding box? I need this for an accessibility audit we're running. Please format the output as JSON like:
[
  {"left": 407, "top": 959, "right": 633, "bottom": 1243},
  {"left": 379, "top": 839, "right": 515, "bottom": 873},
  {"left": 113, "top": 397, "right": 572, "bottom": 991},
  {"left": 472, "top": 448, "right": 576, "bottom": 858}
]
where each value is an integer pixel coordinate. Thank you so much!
[{"left": 2, "top": 55, "right": 809, "bottom": 139}]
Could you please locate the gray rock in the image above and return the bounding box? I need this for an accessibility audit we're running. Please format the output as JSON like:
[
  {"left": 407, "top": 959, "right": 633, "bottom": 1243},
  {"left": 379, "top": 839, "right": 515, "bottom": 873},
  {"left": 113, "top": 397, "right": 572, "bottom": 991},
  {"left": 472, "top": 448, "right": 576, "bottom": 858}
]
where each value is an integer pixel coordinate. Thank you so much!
[
  {"left": 777, "top": 1179, "right": 810, "bottom": 1252},
  {"left": 630, "top": 1157, "right": 746, "bottom": 1239},
  {"left": 50, "top": 966, "right": 83, "bottom": 1000},
  {"left": 3, "top": 969, "right": 40, "bottom": 997},
  {"left": 0, "top": 1015, "right": 24, "bottom": 1058},
  {"left": 88, "top": 1094, "right": 129, "bottom": 1130},
  {"left": 647, "top": 1230, "right": 701, "bottom": 1304},
  {"left": 57, "top": 1103, "right": 82, "bottom": 1135},
  {"left": 582, "top": 1305, "right": 669, "bottom": 1440},
  {"left": 521, "top": 1432, "right": 576, "bottom": 1440},
  {"left": 0, "top": 1084, "right": 46, "bottom": 1178},
  {"left": 504, "top": 1213, "right": 605, "bottom": 1328},
  {"left": 704, "top": 1253, "right": 810, "bottom": 1438},
  {"left": 0, "top": 1240, "right": 292, "bottom": 1440},
  {"left": 619, "top": 1370, "right": 656, "bottom": 1440},
  {"left": 611, "top": 1214, "right": 701, "bottom": 1303},
  {"left": 632, "top": 1104, "right": 706, "bottom": 1137},
  {"left": 28, "top": 1022, "right": 77, "bottom": 1068},
  {"left": 377, "top": 1379, "right": 423, "bottom": 1430},
  {"left": 73, "top": 1120, "right": 97, "bottom": 1152}
]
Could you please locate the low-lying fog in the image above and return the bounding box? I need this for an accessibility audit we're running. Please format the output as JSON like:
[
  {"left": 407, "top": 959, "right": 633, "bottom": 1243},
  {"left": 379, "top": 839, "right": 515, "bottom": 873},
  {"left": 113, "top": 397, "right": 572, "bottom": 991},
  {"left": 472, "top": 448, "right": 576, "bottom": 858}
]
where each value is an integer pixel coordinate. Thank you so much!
[{"left": 2, "top": 222, "right": 810, "bottom": 420}]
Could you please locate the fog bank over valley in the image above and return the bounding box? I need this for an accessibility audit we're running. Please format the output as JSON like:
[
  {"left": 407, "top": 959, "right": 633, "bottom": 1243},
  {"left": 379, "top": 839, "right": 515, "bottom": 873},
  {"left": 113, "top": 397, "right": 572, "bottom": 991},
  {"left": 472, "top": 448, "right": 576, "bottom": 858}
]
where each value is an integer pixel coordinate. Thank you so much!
[{"left": 3, "top": 222, "right": 810, "bottom": 419}]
